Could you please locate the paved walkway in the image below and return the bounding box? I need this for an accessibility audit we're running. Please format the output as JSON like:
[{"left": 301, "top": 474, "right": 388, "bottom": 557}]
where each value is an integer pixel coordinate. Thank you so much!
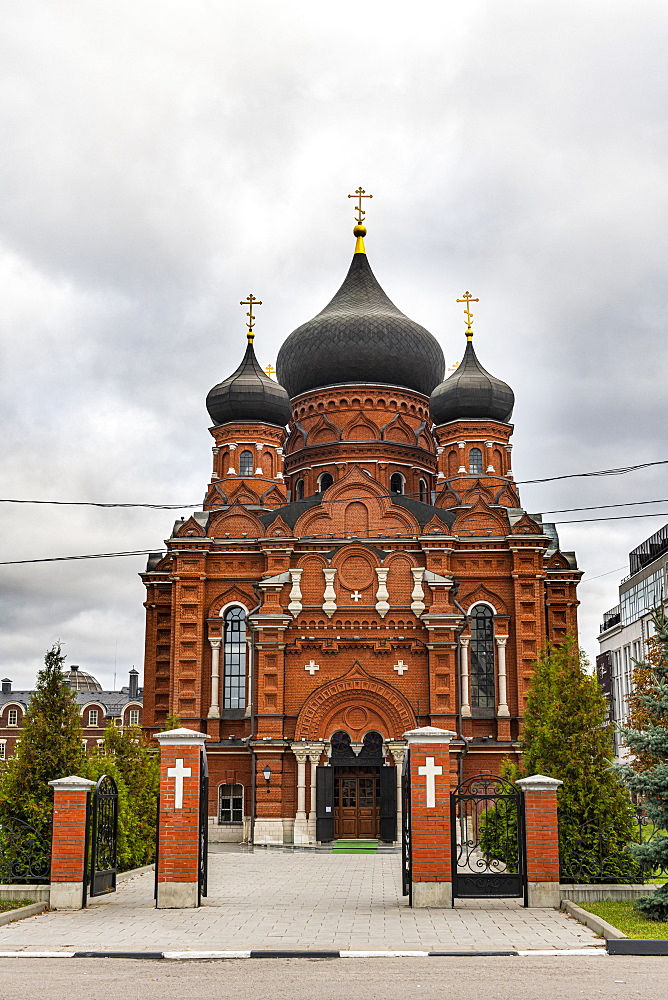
[{"left": 0, "top": 848, "right": 600, "bottom": 953}]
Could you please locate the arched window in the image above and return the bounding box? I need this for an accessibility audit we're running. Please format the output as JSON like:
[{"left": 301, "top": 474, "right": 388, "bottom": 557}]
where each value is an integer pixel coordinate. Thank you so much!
[
  {"left": 239, "top": 450, "right": 254, "bottom": 476},
  {"left": 419, "top": 478, "right": 428, "bottom": 503},
  {"left": 362, "top": 730, "right": 383, "bottom": 755},
  {"left": 318, "top": 472, "right": 334, "bottom": 492},
  {"left": 331, "top": 730, "right": 352, "bottom": 754},
  {"left": 390, "top": 473, "right": 404, "bottom": 494},
  {"left": 469, "top": 448, "right": 483, "bottom": 474},
  {"left": 295, "top": 478, "right": 305, "bottom": 501},
  {"left": 470, "top": 604, "right": 495, "bottom": 709},
  {"left": 218, "top": 783, "right": 243, "bottom": 824},
  {"left": 223, "top": 606, "right": 247, "bottom": 709}
]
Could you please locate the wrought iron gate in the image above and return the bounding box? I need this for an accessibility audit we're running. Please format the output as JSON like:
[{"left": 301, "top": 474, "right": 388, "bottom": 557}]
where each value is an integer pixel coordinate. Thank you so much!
[
  {"left": 401, "top": 751, "right": 412, "bottom": 903},
  {"left": 88, "top": 774, "right": 119, "bottom": 899},
  {"left": 198, "top": 749, "right": 208, "bottom": 905},
  {"left": 450, "top": 773, "right": 526, "bottom": 905}
]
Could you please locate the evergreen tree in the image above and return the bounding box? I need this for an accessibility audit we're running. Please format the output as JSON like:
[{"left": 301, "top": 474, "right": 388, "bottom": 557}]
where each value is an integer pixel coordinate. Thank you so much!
[
  {"left": 0, "top": 642, "right": 86, "bottom": 837},
  {"left": 626, "top": 634, "right": 666, "bottom": 772},
  {"left": 520, "top": 634, "right": 638, "bottom": 883},
  {"left": 619, "top": 607, "right": 668, "bottom": 919}
]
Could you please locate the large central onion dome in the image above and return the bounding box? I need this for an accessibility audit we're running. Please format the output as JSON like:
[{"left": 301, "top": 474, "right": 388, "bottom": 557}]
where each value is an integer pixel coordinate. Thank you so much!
[
  {"left": 276, "top": 236, "right": 445, "bottom": 399},
  {"left": 430, "top": 336, "right": 514, "bottom": 425},
  {"left": 207, "top": 336, "right": 292, "bottom": 427}
]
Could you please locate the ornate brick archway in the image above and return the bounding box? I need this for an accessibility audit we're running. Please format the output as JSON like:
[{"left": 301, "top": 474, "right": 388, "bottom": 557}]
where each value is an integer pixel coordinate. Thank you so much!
[{"left": 295, "top": 662, "right": 415, "bottom": 741}]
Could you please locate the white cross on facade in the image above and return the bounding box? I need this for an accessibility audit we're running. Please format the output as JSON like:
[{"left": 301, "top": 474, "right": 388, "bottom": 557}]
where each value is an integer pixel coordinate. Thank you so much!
[
  {"left": 167, "top": 757, "right": 192, "bottom": 810},
  {"left": 393, "top": 660, "right": 408, "bottom": 675},
  {"left": 350, "top": 591, "right": 362, "bottom": 602},
  {"left": 304, "top": 660, "right": 320, "bottom": 675},
  {"left": 418, "top": 756, "right": 442, "bottom": 808}
]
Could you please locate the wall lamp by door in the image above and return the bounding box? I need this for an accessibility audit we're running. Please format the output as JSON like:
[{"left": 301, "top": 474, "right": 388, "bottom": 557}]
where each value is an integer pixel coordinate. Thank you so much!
[{"left": 262, "top": 765, "right": 272, "bottom": 783}]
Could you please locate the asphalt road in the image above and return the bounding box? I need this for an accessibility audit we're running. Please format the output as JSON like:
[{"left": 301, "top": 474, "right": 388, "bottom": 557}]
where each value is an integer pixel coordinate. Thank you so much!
[{"left": 0, "top": 956, "right": 666, "bottom": 999}]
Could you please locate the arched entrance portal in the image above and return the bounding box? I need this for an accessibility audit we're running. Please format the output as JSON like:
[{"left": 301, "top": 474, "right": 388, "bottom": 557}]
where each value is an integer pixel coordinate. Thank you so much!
[{"left": 295, "top": 663, "right": 414, "bottom": 844}]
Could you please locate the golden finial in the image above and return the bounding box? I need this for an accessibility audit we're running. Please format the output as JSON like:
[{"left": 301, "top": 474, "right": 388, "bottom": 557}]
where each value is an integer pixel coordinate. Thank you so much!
[
  {"left": 240, "top": 293, "right": 262, "bottom": 343},
  {"left": 347, "top": 186, "right": 373, "bottom": 253},
  {"left": 264, "top": 363, "right": 276, "bottom": 379},
  {"left": 457, "top": 291, "right": 479, "bottom": 341}
]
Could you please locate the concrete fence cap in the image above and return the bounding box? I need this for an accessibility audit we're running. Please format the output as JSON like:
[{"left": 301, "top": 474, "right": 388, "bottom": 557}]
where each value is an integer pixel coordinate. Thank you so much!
[
  {"left": 403, "top": 726, "right": 457, "bottom": 745},
  {"left": 516, "top": 773, "right": 563, "bottom": 791},
  {"left": 154, "top": 727, "right": 210, "bottom": 746},
  {"left": 48, "top": 775, "right": 97, "bottom": 791}
]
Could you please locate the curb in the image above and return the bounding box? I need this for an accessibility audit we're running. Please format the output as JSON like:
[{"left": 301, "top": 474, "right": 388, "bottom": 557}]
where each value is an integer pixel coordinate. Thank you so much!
[
  {"left": 0, "top": 948, "right": 608, "bottom": 960},
  {"left": 0, "top": 903, "right": 47, "bottom": 927},
  {"left": 561, "top": 900, "right": 627, "bottom": 940}
]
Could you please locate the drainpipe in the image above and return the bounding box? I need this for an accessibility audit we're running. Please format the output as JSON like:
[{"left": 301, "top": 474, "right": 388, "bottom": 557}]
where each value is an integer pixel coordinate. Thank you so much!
[
  {"left": 451, "top": 580, "right": 469, "bottom": 786},
  {"left": 248, "top": 583, "right": 263, "bottom": 845}
]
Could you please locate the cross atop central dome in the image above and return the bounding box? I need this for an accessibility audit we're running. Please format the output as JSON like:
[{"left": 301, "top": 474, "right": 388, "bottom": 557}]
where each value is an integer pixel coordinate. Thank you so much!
[{"left": 276, "top": 237, "right": 445, "bottom": 400}]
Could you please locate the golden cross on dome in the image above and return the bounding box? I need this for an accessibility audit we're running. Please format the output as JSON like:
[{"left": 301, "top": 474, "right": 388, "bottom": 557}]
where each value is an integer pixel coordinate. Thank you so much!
[
  {"left": 240, "top": 293, "right": 262, "bottom": 343},
  {"left": 457, "top": 291, "right": 479, "bottom": 340},
  {"left": 264, "top": 363, "right": 276, "bottom": 378},
  {"left": 348, "top": 186, "right": 373, "bottom": 225}
]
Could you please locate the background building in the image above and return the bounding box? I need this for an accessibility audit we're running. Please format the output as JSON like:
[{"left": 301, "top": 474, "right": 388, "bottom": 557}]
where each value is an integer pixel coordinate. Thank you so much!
[
  {"left": 597, "top": 522, "right": 668, "bottom": 758},
  {"left": 0, "top": 666, "right": 143, "bottom": 760},
  {"left": 141, "top": 215, "right": 581, "bottom": 845}
]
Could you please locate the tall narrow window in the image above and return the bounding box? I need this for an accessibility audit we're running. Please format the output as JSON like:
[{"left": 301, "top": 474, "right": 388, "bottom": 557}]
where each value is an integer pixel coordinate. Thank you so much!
[
  {"left": 295, "top": 478, "right": 305, "bottom": 500},
  {"left": 318, "top": 472, "right": 334, "bottom": 492},
  {"left": 419, "top": 478, "right": 428, "bottom": 503},
  {"left": 239, "top": 450, "right": 254, "bottom": 476},
  {"left": 390, "top": 473, "right": 404, "bottom": 494},
  {"left": 469, "top": 448, "right": 483, "bottom": 473},
  {"left": 219, "top": 782, "right": 243, "bottom": 823},
  {"left": 223, "top": 606, "right": 247, "bottom": 709},
  {"left": 470, "top": 604, "right": 495, "bottom": 709}
]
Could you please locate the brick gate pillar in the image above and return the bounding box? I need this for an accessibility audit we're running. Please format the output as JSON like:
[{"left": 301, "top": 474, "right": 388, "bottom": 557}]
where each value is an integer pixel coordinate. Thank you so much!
[
  {"left": 155, "top": 727, "right": 209, "bottom": 908},
  {"left": 516, "top": 774, "right": 563, "bottom": 907},
  {"left": 404, "top": 726, "right": 457, "bottom": 907},
  {"left": 48, "top": 775, "right": 96, "bottom": 909}
]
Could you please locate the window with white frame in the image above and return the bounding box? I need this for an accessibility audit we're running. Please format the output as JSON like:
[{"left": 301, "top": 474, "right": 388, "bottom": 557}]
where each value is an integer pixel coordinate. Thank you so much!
[
  {"left": 390, "top": 472, "right": 404, "bottom": 494},
  {"left": 469, "top": 447, "right": 483, "bottom": 473},
  {"left": 82, "top": 738, "right": 89, "bottom": 748},
  {"left": 223, "top": 606, "right": 247, "bottom": 709},
  {"left": 218, "top": 783, "right": 243, "bottom": 823},
  {"left": 7, "top": 708, "right": 18, "bottom": 727},
  {"left": 0, "top": 741, "right": 5, "bottom": 760},
  {"left": 239, "top": 450, "right": 254, "bottom": 476},
  {"left": 129, "top": 709, "right": 140, "bottom": 726},
  {"left": 88, "top": 709, "right": 98, "bottom": 727},
  {"left": 470, "top": 604, "right": 495, "bottom": 710}
]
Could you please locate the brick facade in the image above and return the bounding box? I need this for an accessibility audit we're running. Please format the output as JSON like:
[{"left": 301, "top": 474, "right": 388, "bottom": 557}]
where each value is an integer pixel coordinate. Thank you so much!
[{"left": 140, "top": 230, "right": 582, "bottom": 845}]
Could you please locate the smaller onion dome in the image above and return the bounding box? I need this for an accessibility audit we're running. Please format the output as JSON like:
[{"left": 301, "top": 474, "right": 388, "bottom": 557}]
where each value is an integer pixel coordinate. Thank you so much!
[
  {"left": 430, "top": 333, "right": 514, "bottom": 426},
  {"left": 64, "top": 665, "right": 102, "bottom": 692},
  {"left": 206, "top": 334, "right": 292, "bottom": 428}
]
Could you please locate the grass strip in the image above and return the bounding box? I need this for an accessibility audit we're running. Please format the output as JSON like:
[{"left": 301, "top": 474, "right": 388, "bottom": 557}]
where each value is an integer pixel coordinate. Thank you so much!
[{"left": 578, "top": 900, "right": 668, "bottom": 939}]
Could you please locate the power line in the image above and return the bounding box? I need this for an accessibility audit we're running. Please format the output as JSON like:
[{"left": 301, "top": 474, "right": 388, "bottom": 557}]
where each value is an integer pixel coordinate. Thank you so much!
[
  {"left": 0, "top": 458, "right": 666, "bottom": 511},
  {"left": 2, "top": 508, "right": 668, "bottom": 566}
]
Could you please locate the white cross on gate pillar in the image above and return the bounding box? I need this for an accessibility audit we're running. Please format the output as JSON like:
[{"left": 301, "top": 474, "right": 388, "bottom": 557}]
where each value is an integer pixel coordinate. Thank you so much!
[
  {"left": 350, "top": 590, "right": 362, "bottom": 602},
  {"left": 167, "top": 758, "right": 192, "bottom": 809},
  {"left": 304, "top": 660, "right": 320, "bottom": 675},
  {"left": 393, "top": 659, "right": 408, "bottom": 676},
  {"left": 417, "top": 756, "right": 442, "bottom": 808}
]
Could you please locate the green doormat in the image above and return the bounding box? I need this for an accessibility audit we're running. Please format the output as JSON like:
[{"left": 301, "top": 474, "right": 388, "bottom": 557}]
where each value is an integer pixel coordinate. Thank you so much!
[{"left": 331, "top": 839, "right": 378, "bottom": 854}]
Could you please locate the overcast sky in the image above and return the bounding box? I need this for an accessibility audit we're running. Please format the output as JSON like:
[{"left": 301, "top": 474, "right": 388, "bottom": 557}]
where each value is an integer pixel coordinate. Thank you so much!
[{"left": 1, "top": 1, "right": 667, "bottom": 690}]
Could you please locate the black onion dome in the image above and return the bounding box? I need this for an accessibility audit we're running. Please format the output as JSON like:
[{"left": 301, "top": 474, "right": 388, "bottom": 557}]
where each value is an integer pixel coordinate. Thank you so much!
[
  {"left": 276, "top": 252, "right": 445, "bottom": 398},
  {"left": 206, "top": 340, "right": 292, "bottom": 427},
  {"left": 430, "top": 339, "right": 514, "bottom": 425}
]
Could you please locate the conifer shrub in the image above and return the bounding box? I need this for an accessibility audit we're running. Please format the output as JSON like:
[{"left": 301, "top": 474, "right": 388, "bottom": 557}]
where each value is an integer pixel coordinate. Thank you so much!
[{"left": 618, "top": 608, "right": 668, "bottom": 920}]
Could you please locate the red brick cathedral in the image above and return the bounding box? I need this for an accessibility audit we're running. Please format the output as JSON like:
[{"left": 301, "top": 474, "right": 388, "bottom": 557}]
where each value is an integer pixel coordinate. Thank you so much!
[{"left": 141, "top": 209, "right": 581, "bottom": 845}]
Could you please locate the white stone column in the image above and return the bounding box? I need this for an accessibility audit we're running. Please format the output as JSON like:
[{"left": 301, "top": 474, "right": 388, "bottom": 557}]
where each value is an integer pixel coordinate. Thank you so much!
[
  {"left": 457, "top": 441, "right": 466, "bottom": 473},
  {"left": 306, "top": 743, "right": 326, "bottom": 842},
  {"left": 208, "top": 638, "right": 222, "bottom": 719},
  {"left": 226, "top": 443, "right": 237, "bottom": 475},
  {"left": 386, "top": 741, "right": 408, "bottom": 842},
  {"left": 410, "top": 567, "right": 426, "bottom": 617},
  {"left": 460, "top": 636, "right": 471, "bottom": 718},
  {"left": 322, "top": 568, "right": 337, "bottom": 617},
  {"left": 255, "top": 443, "right": 263, "bottom": 475},
  {"left": 288, "top": 569, "right": 303, "bottom": 617},
  {"left": 485, "top": 440, "right": 494, "bottom": 473},
  {"left": 375, "top": 566, "right": 390, "bottom": 618},
  {"left": 496, "top": 635, "right": 510, "bottom": 717},
  {"left": 292, "top": 745, "right": 310, "bottom": 844},
  {"left": 276, "top": 447, "right": 284, "bottom": 480}
]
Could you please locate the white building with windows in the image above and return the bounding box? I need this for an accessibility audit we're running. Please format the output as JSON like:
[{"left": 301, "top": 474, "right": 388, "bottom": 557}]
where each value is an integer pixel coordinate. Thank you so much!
[{"left": 597, "top": 523, "right": 668, "bottom": 759}]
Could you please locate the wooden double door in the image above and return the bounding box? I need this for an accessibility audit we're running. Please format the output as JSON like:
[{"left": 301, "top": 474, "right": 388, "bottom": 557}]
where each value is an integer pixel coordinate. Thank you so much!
[{"left": 334, "top": 768, "right": 381, "bottom": 838}]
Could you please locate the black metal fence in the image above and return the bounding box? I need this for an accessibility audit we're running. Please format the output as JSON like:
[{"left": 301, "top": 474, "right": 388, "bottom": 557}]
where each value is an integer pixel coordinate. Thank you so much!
[{"left": 0, "top": 817, "right": 50, "bottom": 884}]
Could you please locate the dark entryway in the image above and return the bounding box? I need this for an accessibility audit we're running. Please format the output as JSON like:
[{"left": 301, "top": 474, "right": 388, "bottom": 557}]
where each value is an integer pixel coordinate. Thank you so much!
[{"left": 334, "top": 768, "right": 380, "bottom": 838}]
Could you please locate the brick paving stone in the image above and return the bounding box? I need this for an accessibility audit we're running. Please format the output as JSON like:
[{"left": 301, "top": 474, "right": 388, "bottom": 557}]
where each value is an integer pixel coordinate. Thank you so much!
[{"left": 0, "top": 848, "right": 601, "bottom": 953}]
